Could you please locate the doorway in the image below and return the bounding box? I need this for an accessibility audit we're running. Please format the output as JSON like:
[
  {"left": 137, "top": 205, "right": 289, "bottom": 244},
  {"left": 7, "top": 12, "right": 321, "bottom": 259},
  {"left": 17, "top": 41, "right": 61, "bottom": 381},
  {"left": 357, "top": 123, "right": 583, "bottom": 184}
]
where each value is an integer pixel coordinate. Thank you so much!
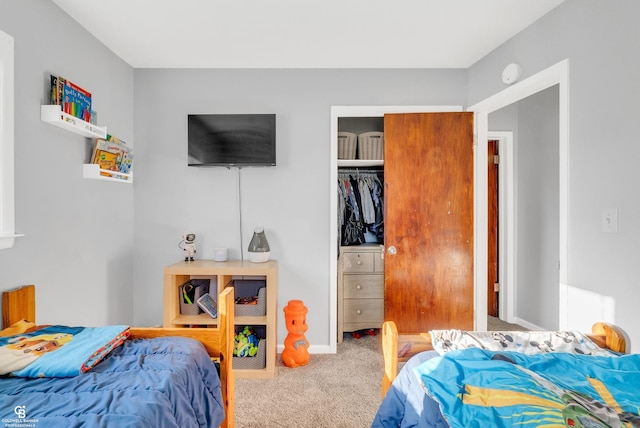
[
  {"left": 487, "top": 139, "right": 499, "bottom": 318},
  {"left": 487, "top": 131, "right": 515, "bottom": 323},
  {"left": 471, "top": 59, "right": 568, "bottom": 331}
]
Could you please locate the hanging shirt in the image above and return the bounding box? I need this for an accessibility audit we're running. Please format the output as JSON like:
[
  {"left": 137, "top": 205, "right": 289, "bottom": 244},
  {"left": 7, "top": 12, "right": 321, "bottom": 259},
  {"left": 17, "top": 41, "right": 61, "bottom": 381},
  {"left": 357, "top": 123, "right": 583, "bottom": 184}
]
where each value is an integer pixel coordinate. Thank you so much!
[{"left": 358, "top": 178, "right": 376, "bottom": 224}]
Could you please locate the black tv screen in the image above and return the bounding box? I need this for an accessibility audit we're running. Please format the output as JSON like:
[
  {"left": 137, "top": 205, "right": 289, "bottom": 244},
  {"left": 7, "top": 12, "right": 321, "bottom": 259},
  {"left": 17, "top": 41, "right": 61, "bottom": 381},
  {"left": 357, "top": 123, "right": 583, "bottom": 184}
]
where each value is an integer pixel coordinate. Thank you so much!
[{"left": 188, "top": 114, "right": 276, "bottom": 167}]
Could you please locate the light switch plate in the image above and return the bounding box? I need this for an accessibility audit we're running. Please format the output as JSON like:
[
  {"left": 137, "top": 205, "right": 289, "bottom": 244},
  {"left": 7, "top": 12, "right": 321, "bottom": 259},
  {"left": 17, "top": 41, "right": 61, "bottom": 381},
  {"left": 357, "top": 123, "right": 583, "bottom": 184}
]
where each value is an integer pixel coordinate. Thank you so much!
[{"left": 602, "top": 208, "right": 618, "bottom": 233}]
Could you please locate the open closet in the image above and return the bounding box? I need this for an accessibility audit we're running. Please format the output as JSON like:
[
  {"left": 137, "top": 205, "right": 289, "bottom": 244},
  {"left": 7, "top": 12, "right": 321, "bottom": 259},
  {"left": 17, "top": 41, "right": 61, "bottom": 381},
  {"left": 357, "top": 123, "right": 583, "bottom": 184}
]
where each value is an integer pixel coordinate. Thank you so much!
[
  {"left": 336, "top": 117, "right": 385, "bottom": 342},
  {"left": 331, "top": 106, "right": 474, "bottom": 345}
]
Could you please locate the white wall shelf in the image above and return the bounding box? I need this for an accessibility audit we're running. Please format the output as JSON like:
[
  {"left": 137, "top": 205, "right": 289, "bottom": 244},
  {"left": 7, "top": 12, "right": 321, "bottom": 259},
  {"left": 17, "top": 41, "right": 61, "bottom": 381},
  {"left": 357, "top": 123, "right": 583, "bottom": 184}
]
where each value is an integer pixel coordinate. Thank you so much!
[
  {"left": 40, "top": 105, "right": 106, "bottom": 139},
  {"left": 337, "top": 159, "right": 383, "bottom": 168},
  {"left": 83, "top": 163, "right": 133, "bottom": 183},
  {"left": 41, "top": 105, "right": 132, "bottom": 183}
]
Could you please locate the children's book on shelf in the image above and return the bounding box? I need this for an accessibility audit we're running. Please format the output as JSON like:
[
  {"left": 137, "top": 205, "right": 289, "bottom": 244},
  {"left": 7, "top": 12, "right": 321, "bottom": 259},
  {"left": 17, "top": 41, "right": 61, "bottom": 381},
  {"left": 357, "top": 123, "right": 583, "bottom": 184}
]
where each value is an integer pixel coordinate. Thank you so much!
[
  {"left": 50, "top": 74, "right": 66, "bottom": 105},
  {"left": 62, "top": 80, "right": 92, "bottom": 122},
  {"left": 50, "top": 74, "right": 93, "bottom": 123},
  {"left": 91, "top": 135, "right": 133, "bottom": 175},
  {"left": 94, "top": 150, "right": 119, "bottom": 171},
  {"left": 50, "top": 75, "right": 59, "bottom": 105}
]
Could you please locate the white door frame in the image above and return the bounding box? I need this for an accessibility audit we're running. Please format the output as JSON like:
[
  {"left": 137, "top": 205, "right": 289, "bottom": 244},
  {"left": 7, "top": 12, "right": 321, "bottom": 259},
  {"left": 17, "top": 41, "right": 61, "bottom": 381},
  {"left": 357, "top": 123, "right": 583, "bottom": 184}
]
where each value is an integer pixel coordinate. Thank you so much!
[
  {"left": 487, "top": 131, "right": 515, "bottom": 322},
  {"left": 469, "top": 58, "right": 570, "bottom": 330},
  {"left": 0, "top": 29, "right": 19, "bottom": 249}
]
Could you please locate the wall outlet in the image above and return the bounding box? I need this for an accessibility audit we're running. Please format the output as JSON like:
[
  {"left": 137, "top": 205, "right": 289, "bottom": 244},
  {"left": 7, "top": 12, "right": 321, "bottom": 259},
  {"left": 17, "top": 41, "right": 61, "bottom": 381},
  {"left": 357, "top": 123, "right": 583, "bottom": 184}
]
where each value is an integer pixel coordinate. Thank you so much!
[{"left": 602, "top": 208, "right": 618, "bottom": 233}]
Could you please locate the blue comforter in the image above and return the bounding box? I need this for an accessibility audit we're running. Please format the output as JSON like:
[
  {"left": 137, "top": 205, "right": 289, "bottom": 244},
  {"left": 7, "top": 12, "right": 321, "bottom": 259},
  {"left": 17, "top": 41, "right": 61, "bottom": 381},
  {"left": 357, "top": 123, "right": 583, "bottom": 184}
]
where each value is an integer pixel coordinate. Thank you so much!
[
  {"left": 0, "top": 336, "right": 225, "bottom": 428},
  {"left": 416, "top": 349, "right": 640, "bottom": 428},
  {"left": 372, "top": 351, "right": 448, "bottom": 428},
  {"left": 373, "top": 349, "right": 640, "bottom": 428}
]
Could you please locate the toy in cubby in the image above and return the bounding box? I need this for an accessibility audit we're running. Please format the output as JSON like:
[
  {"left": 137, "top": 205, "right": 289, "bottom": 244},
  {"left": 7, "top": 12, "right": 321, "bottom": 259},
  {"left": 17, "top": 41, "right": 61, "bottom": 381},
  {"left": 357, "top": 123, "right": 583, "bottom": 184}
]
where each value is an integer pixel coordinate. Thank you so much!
[
  {"left": 233, "top": 326, "right": 259, "bottom": 357},
  {"left": 232, "top": 325, "right": 266, "bottom": 370}
]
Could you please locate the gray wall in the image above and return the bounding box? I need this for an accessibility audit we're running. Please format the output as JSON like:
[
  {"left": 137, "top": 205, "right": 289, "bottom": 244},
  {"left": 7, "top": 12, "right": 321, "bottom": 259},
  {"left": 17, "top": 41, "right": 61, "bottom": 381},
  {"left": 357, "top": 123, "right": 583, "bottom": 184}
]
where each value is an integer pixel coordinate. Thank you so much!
[
  {"left": 469, "top": 0, "right": 640, "bottom": 350},
  {"left": 516, "top": 87, "right": 559, "bottom": 328},
  {"left": 2, "top": 0, "right": 639, "bottom": 353},
  {"left": 0, "top": 0, "right": 134, "bottom": 326},
  {"left": 132, "top": 69, "right": 468, "bottom": 346}
]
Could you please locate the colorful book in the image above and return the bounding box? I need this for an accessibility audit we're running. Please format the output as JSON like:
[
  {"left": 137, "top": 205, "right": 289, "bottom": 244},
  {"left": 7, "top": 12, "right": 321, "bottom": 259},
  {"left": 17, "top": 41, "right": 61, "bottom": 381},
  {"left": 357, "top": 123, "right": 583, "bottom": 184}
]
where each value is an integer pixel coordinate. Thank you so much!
[
  {"left": 94, "top": 150, "right": 119, "bottom": 171},
  {"left": 50, "top": 75, "right": 97, "bottom": 124},
  {"left": 62, "top": 79, "right": 92, "bottom": 122},
  {"left": 56, "top": 75, "right": 66, "bottom": 105},
  {"left": 91, "top": 135, "right": 133, "bottom": 174},
  {"left": 50, "top": 75, "right": 58, "bottom": 105}
]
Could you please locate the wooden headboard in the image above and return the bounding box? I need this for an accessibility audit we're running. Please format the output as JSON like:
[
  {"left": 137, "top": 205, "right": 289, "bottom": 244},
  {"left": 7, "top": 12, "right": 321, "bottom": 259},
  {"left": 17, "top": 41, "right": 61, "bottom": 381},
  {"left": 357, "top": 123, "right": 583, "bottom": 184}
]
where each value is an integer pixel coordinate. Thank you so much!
[{"left": 2, "top": 284, "right": 35, "bottom": 328}]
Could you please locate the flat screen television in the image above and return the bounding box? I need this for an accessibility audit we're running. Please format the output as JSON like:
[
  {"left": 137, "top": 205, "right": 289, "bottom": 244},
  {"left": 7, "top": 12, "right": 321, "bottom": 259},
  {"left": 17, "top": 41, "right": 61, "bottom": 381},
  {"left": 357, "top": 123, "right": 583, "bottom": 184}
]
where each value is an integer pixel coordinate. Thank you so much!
[{"left": 188, "top": 114, "right": 276, "bottom": 167}]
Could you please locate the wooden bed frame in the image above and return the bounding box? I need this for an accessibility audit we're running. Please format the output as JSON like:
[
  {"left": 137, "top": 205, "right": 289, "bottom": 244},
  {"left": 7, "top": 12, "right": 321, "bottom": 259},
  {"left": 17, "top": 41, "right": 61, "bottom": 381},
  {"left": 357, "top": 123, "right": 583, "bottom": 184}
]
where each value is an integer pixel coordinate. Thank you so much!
[
  {"left": 1, "top": 284, "right": 235, "bottom": 428},
  {"left": 381, "top": 320, "right": 628, "bottom": 398}
]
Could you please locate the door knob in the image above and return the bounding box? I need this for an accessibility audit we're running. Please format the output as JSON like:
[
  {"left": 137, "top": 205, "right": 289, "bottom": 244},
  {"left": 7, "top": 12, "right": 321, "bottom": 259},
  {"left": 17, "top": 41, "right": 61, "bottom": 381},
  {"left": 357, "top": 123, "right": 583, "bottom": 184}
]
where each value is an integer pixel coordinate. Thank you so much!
[{"left": 387, "top": 246, "right": 397, "bottom": 255}]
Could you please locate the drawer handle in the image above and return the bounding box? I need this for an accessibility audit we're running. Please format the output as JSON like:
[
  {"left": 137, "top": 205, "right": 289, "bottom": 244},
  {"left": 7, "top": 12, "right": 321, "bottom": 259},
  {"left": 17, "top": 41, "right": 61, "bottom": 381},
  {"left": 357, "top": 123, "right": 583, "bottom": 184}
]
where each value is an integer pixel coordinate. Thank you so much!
[
  {"left": 356, "top": 260, "right": 362, "bottom": 265},
  {"left": 356, "top": 285, "right": 362, "bottom": 290},
  {"left": 356, "top": 309, "right": 363, "bottom": 315}
]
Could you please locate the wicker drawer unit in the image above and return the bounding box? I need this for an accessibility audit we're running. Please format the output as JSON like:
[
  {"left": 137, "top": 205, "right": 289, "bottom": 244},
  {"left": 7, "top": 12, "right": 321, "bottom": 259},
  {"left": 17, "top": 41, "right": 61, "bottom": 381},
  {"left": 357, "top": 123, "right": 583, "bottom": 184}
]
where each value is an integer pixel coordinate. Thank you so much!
[{"left": 338, "top": 245, "right": 384, "bottom": 342}]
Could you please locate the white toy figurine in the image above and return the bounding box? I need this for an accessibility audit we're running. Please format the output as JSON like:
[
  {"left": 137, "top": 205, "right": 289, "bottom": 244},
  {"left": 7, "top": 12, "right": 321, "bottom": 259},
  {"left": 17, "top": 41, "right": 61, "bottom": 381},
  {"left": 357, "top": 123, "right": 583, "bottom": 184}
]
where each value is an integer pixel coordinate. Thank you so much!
[{"left": 180, "top": 233, "right": 197, "bottom": 262}]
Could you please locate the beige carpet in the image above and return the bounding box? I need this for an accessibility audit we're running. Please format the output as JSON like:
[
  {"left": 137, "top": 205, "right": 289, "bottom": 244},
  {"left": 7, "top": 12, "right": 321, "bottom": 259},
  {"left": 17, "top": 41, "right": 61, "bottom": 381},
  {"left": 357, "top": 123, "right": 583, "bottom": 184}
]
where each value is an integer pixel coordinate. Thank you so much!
[
  {"left": 234, "top": 318, "right": 526, "bottom": 427},
  {"left": 235, "top": 333, "right": 382, "bottom": 428},
  {"left": 487, "top": 315, "right": 529, "bottom": 331}
]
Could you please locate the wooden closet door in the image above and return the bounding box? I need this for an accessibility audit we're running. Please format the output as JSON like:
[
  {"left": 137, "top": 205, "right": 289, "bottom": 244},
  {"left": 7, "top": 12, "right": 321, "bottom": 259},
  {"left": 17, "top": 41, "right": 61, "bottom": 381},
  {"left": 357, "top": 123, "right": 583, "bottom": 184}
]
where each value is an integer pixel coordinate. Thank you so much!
[{"left": 383, "top": 112, "right": 474, "bottom": 333}]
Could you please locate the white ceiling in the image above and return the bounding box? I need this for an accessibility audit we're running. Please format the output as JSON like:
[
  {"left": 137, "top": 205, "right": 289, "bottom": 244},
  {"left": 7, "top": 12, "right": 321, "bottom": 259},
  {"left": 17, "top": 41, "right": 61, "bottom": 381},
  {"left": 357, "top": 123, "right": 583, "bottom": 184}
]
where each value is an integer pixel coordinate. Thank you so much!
[{"left": 52, "top": 0, "right": 564, "bottom": 69}]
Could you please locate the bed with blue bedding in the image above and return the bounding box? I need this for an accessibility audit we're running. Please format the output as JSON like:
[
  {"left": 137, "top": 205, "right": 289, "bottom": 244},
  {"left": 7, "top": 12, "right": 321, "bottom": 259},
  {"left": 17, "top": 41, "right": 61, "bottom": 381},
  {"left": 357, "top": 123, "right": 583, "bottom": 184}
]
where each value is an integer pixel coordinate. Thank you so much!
[
  {"left": 373, "top": 321, "right": 636, "bottom": 428},
  {"left": 0, "top": 285, "right": 235, "bottom": 428},
  {"left": 0, "top": 334, "right": 225, "bottom": 427}
]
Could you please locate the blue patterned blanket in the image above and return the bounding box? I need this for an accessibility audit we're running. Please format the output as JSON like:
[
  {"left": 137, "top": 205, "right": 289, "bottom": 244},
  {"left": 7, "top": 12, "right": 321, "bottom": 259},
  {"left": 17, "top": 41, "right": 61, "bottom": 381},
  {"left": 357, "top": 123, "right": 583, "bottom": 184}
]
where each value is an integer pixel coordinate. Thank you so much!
[
  {"left": 0, "top": 325, "right": 129, "bottom": 377},
  {"left": 414, "top": 348, "right": 640, "bottom": 427}
]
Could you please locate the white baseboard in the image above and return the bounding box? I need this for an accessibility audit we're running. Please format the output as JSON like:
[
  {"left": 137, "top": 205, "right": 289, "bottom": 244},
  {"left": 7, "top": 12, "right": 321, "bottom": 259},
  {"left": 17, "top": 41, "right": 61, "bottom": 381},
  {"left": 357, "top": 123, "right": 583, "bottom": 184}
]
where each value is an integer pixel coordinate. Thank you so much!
[
  {"left": 276, "top": 344, "right": 336, "bottom": 354},
  {"left": 513, "top": 317, "right": 544, "bottom": 331}
]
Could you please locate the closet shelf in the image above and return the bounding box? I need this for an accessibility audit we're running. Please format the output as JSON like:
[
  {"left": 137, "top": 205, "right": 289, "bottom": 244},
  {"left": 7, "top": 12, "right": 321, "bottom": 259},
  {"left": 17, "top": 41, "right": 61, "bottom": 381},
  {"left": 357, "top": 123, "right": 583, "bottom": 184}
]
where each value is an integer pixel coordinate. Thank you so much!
[
  {"left": 338, "top": 159, "right": 383, "bottom": 168},
  {"left": 83, "top": 164, "right": 133, "bottom": 183},
  {"left": 41, "top": 105, "right": 107, "bottom": 139}
]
